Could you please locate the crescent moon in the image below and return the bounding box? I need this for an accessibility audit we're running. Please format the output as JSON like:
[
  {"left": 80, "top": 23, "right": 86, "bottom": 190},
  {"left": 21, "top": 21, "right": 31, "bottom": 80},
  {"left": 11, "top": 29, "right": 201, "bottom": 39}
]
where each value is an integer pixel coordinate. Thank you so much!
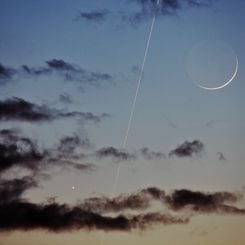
[{"left": 195, "top": 57, "right": 238, "bottom": 90}]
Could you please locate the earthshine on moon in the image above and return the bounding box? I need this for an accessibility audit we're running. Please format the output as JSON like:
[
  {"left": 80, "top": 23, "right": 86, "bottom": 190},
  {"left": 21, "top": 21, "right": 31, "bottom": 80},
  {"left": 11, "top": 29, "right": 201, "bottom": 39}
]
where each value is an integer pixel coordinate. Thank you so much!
[{"left": 186, "top": 41, "right": 238, "bottom": 90}]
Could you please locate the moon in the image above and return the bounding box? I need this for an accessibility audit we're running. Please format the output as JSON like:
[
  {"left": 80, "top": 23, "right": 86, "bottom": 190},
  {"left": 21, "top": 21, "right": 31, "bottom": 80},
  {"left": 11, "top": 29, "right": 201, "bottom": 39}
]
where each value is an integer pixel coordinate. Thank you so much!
[
  {"left": 186, "top": 41, "right": 238, "bottom": 90},
  {"left": 195, "top": 58, "right": 238, "bottom": 90}
]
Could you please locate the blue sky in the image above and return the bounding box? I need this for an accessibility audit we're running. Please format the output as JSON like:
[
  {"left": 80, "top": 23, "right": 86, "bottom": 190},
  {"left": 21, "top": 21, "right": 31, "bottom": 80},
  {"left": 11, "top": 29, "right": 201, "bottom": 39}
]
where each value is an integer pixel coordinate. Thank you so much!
[{"left": 0, "top": 0, "right": 245, "bottom": 244}]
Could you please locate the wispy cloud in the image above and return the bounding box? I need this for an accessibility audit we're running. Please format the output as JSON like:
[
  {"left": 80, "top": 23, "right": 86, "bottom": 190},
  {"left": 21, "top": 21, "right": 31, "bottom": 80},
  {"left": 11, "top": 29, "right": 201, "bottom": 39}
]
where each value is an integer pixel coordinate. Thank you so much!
[
  {"left": 0, "top": 128, "right": 96, "bottom": 174},
  {"left": 169, "top": 140, "right": 204, "bottom": 158},
  {"left": 59, "top": 93, "right": 73, "bottom": 104},
  {"left": 95, "top": 147, "right": 136, "bottom": 161},
  {"left": 0, "top": 63, "right": 17, "bottom": 85},
  {"left": 0, "top": 59, "right": 113, "bottom": 89},
  {"left": 75, "top": 10, "right": 109, "bottom": 22},
  {"left": 74, "top": 0, "right": 214, "bottom": 27},
  {"left": 217, "top": 152, "right": 226, "bottom": 161},
  {"left": 0, "top": 186, "right": 243, "bottom": 233},
  {"left": 94, "top": 146, "right": 166, "bottom": 162},
  {"left": 0, "top": 176, "right": 37, "bottom": 204},
  {"left": 0, "top": 97, "right": 109, "bottom": 123}
]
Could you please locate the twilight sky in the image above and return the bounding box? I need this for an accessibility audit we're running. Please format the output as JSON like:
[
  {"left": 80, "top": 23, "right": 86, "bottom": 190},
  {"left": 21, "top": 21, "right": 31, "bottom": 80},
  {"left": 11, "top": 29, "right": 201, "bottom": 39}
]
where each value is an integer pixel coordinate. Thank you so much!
[{"left": 0, "top": 0, "right": 245, "bottom": 244}]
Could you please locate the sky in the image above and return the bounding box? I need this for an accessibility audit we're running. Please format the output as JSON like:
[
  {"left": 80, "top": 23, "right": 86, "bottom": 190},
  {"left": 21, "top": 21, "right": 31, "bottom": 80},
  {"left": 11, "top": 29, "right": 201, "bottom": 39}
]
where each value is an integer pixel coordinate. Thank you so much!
[{"left": 0, "top": 0, "right": 245, "bottom": 244}]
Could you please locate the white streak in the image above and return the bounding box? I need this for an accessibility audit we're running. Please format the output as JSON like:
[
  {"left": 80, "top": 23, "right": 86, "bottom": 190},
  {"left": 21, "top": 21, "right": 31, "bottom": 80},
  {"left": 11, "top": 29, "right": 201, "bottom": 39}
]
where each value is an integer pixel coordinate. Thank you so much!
[{"left": 113, "top": 0, "right": 161, "bottom": 195}]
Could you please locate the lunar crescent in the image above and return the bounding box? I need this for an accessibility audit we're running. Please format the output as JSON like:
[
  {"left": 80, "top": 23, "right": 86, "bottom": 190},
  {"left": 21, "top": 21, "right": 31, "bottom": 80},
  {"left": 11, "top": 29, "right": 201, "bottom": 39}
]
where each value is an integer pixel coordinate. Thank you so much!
[{"left": 195, "top": 57, "right": 238, "bottom": 90}]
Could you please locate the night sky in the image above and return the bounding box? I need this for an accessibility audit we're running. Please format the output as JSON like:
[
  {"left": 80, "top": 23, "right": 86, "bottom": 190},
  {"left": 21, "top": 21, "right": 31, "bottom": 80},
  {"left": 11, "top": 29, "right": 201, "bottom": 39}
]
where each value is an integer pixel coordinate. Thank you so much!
[{"left": 0, "top": 0, "right": 245, "bottom": 244}]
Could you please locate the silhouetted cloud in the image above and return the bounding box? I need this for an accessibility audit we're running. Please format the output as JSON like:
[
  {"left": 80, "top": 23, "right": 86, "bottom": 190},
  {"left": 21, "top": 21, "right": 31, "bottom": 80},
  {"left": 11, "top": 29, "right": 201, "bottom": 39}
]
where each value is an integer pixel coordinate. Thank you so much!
[
  {"left": 79, "top": 187, "right": 166, "bottom": 213},
  {"left": 59, "top": 93, "right": 73, "bottom": 104},
  {"left": 169, "top": 140, "right": 204, "bottom": 158},
  {"left": 0, "top": 128, "right": 46, "bottom": 173},
  {"left": 46, "top": 59, "right": 112, "bottom": 84},
  {"left": 0, "top": 97, "right": 109, "bottom": 123},
  {"left": 1, "top": 186, "right": 244, "bottom": 233},
  {"left": 217, "top": 152, "right": 226, "bottom": 161},
  {"left": 95, "top": 147, "right": 136, "bottom": 161},
  {"left": 0, "top": 128, "right": 96, "bottom": 174},
  {"left": 58, "top": 135, "right": 91, "bottom": 154},
  {"left": 165, "top": 189, "right": 245, "bottom": 214},
  {"left": 0, "top": 177, "right": 37, "bottom": 204},
  {"left": 0, "top": 63, "right": 17, "bottom": 84},
  {"left": 0, "top": 200, "right": 189, "bottom": 232},
  {"left": 21, "top": 65, "right": 51, "bottom": 76},
  {"left": 80, "top": 192, "right": 151, "bottom": 213},
  {"left": 94, "top": 146, "right": 165, "bottom": 162},
  {"left": 75, "top": 10, "right": 109, "bottom": 22},
  {"left": 79, "top": 187, "right": 245, "bottom": 216},
  {"left": 139, "top": 147, "right": 166, "bottom": 160},
  {"left": 0, "top": 60, "right": 113, "bottom": 89},
  {"left": 74, "top": 0, "right": 213, "bottom": 27},
  {"left": 129, "top": 0, "right": 213, "bottom": 23}
]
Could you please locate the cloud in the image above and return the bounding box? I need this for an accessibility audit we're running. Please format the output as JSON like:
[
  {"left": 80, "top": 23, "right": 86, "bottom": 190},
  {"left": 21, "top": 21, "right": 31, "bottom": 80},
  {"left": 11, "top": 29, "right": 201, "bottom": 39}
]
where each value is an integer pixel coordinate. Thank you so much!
[
  {"left": 79, "top": 187, "right": 166, "bottom": 214},
  {"left": 21, "top": 65, "right": 51, "bottom": 76},
  {"left": 75, "top": 10, "right": 109, "bottom": 22},
  {"left": 0, "top": 128, "right": 46, "bottom": 173},
  {"left": 79, "top": 192, "right": 151, "bottom": 214},
  {"left": 0, "top": 176, "right": 37, "bottom": 204},
  {"left": 74, "top": 0, "right": 213, "bottom": 27},
  {"left": 129, "top": 0, "right": 213, "bottom": 23},
  {"left": 139, "top": 147, "right": 166, "bottom": 160},
  {"left": 0, "top": 97, "right": 109, "bottom": 123},
  {"left": 0, "top": 128, "right": 96, "bottom": 174},
  {"left": 0, "top": 200, "right": 189, "bottom": 232},
  {"left": 0, "top": 186, "right": 244, "bottom": 233},
  {"left": 0, "top": 63, "right": 17, "bottom": 84},
  {"left": 0, "top": 60, "right": 113, "bottom": 89},
  {"left": 217, "top": 152, "right": 226, "bottom": 161},
  {"left": 169, "top": 140, "right": 204, "bottom": 158},
  {"left": 59, "top": 93, "right": 73, "bottom": 104},
  {"left": 94, "top": 146, "right": 166, "bottom": 162},
  {"left": 46, "top": 59, "right": 112, "bottom": 84},
  {"left": 165, "top": 189, "right": 244, "bottom": 214},
  {"left": 58, "top": 135, "right": 91, "bottom": 154},
  {"left": 95, "top": 147, "right": 136, "bottom": 161}
]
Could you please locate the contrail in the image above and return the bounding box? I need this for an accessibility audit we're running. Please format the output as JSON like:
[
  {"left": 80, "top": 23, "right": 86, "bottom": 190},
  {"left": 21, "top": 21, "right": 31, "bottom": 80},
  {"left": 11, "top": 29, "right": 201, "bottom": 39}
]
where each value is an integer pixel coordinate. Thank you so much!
[
  {"left": 100, "top": 1, "right": 161, "bottom": 244},
  {"left": 113, "top": 0, "right": 161, "bottom": 195}
]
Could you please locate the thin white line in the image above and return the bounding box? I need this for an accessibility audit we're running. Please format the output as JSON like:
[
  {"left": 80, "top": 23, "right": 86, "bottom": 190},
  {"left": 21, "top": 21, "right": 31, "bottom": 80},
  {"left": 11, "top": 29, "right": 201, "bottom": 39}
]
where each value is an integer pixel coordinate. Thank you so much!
[
  {"left": 100, "top": 1, "right": 160, "bottom": 243},
  {"left": 112, "top": 0, "right": 161, "bottom": 195}
]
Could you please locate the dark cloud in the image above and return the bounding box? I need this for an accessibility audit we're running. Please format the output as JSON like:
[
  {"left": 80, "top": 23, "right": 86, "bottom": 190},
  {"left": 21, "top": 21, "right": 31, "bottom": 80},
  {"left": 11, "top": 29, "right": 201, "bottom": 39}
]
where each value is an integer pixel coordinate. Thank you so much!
[
  {"left": 0, "top": 63, "right": 17, "bottom": 84},
  {"left": 0, "top": 60, "right": 113, "bottom": 89},
  {"left": 58, "top": 135, "right": 91, "bottom": 154},
  {"left": 0, "top": 97, "right": 109, "bottom": 123},
  {"left": 0, "top": 128, "right": 46, "bottom": 173},
  {"left": 46, "top": 59, "right": 78, "bottom": 72},
  {"left": 46, "top": 59, "right": 113, "bottom": 84},
  {"left": 0, "top": 200, "right": 188, "bottom": 232},
  {"left": 165, "top": 189, "right": 245, "bottom": 214},
  {"left": 217, "top": 152, "right": 226, "bottom": 161},
  {"left": 0, "top": 177, "right": 37, "bottom": 204},
  {"left": 80, "top": 186, "right": 245, "bottom": 216},
  {"left": 129, "top": 0, "right": 213, "bottom": 23},
  {"left": 80, "top": 192, "right": 151, "bottom": 214},
  {"left": 21, "top": 65, "right": 51, "bottom": 76},
  {"left": 80, "top": 187, "right": 166, "bottom": 213},
  {"left": 75, "top": 10, "right": 109, "bottom": 22},
  {"left": 59, "top": 93, "right": 73, "bottom": 104},
  {"left": 95, "top": 147, "right": 136, "bottom": 161},
  {"left": 94, "top": 146, "right": 165, "bottom": 162},
  {"left": 0, "top": 177, "right": 245, "bottom": 234},
  {"left": 169, "top": 140, "right": 204, "bottom": 158},
  {"left": 0, "top": 128, "right": 96, "bottom": 174},
  {"left": 139, "top": 147, "right": 165, "bottom": 160},
  {"left": 1, "top": 186, "right": 244, "bottom": 233}
]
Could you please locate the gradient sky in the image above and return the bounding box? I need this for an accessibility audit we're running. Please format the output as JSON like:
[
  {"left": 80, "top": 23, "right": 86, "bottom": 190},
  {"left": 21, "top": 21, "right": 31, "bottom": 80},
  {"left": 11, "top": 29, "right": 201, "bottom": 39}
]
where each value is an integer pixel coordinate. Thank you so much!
[{"left": 0, "top": 0, "right": 245, "bottom": 244}]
